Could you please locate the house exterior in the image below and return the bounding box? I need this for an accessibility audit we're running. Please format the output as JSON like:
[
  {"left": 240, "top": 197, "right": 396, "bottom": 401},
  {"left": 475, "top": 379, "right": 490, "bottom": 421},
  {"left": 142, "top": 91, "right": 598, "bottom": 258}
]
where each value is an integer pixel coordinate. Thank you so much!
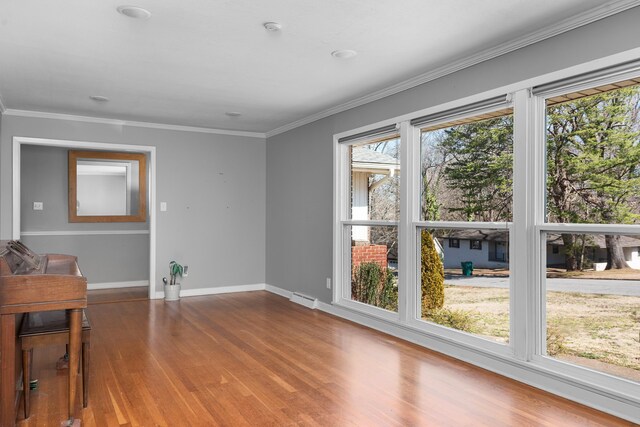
[
  {"left": 438, "top": 230, "right": 640, "bottom": 270},
  {"left": 350, "top": 145, "right": 399, "bottom": 244},
  {"left": 437, "top": 230, "right": 509, "bottom": 269},
  {"left": 546, "top": 234, "right": 640, "bottom": 270}
]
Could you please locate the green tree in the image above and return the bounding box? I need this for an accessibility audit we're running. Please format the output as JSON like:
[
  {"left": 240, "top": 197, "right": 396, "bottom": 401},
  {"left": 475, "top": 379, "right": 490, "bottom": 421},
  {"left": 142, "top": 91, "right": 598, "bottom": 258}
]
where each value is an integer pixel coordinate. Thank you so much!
[
  {"left": 352, "top": 262, "right": 397, "bottom": 311},
  {"left": 547, "top": 87, "right": 640, "bottom": 269},
  {"left": 421, "top": 230, "right": 444, "bottom": 311},
  {"left": 437, "top": 116, "right": 513, "bottom": 222},
  {"left": 420, "top": 131, "right": 445, "bottom": 221}
]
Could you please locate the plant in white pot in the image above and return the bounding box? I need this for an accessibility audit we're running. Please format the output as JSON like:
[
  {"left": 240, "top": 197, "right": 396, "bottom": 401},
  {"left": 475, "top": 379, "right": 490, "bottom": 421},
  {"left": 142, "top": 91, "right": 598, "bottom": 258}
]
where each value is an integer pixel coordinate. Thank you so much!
[{"left": 163, "top": 260, "right": 184, "bottom": 301}]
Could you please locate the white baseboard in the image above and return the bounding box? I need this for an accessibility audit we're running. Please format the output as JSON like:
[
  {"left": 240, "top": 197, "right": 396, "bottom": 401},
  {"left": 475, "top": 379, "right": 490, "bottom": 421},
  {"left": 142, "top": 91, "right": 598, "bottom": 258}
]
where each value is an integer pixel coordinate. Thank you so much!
[
  {"left": 265, "top": 284, "right": 293, "bottom": 299},
  {"left": 154, "top": 283, "right": 266, "bottom": 299},
  {"left": 263, "top": 284, "right": 638, "bottom": 424},
  {"left": 88, "top": 280, "right": 149, "bottom": 290}
]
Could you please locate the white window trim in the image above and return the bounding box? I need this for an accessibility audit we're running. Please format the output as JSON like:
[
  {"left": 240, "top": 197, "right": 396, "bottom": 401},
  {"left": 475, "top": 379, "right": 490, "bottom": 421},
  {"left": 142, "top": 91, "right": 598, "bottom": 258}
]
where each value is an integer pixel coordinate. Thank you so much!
[
  {"left": 333, "top": 47, "right": 640, "bottom": 421},
  {"left": 529, "top": 84, "right": 640, "bottom": 402}
]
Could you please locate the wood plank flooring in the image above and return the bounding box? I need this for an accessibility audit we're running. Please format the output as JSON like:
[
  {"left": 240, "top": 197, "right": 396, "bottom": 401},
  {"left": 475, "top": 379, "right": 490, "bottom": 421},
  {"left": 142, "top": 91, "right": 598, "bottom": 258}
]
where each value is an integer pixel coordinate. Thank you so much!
[
  {"left": 87, "top": 287, "right": 148, "bottom": 305},
  {"left": 16, "top": 291, "right": 635, "bottom": 426}
]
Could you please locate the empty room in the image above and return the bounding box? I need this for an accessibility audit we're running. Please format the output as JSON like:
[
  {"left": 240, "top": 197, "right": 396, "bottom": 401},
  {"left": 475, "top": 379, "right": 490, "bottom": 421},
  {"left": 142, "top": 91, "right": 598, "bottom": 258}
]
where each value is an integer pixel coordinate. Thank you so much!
[{"left": 0, "top": 1, "right": 639, "bottom": 426}]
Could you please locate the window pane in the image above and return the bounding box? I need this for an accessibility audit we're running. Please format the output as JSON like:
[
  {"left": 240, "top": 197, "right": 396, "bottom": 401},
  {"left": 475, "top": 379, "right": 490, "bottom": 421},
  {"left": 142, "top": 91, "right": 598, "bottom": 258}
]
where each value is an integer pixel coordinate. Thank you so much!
[
  {"left": 420, "top": 112, "right": 513, "bottom": 221},
  {"left": 345, "top": 225, "right": 398, "bottom": 312},
  {"left": 419, "top": 228, "right": 510, "bottom": 343},
  {"left": 544, "top": 232, "right": 640, "bottom": 382},
  {"left": 350, "top": 138, "right": 400, "bottom": 222},
  {"left": 545, "top": 84, "right": 640, "bottom": 224}
]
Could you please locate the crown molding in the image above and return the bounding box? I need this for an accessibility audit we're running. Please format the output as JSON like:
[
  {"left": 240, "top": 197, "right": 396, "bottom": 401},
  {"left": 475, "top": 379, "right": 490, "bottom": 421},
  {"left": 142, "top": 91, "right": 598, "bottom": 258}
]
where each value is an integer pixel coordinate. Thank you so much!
[
  {"left": 3, "top": 109, "right": 266, "bottom": 139},
  {"left": 265, "top": 0, "right": 640, "bottom": 138}
]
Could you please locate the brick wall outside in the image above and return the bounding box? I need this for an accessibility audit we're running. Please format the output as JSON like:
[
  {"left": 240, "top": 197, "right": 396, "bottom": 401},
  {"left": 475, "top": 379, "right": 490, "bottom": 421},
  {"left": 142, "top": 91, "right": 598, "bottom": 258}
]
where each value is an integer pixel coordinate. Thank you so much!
[{"left": 352, "top": 245, "right": 388, "bottom": 270}]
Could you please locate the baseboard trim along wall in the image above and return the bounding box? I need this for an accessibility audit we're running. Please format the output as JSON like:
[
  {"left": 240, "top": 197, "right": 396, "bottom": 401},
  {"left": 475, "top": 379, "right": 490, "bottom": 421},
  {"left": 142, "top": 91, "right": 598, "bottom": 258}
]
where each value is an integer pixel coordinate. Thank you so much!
[
  {"left": 88, "top": 280, "right": 149, "bottom": 290},
  {"left": 261, "top": 284, "right": 638, "bottom": 424},
  {"left": 153, "top": 283, "right": 266, "bottom": 299}
]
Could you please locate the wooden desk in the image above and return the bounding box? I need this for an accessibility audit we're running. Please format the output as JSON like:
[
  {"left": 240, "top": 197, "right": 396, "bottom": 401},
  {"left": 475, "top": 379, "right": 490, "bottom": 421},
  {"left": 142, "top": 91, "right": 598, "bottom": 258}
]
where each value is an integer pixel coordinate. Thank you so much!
[{"left": 0, "top": 254, "right": 87, "bottom": 426}]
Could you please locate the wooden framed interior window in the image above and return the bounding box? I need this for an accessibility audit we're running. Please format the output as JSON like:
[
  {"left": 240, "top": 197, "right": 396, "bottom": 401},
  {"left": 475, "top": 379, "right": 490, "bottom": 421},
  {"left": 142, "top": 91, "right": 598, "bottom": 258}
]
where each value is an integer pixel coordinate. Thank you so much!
[{"left": 68, "top": 150, "right": 147, "bottom": 222}]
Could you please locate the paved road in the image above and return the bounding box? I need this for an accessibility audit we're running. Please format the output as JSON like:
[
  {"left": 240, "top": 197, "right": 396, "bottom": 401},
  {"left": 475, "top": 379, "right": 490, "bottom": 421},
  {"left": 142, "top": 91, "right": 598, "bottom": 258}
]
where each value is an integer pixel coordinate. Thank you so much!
[{"left": 444, "top": 275, "right": 640, "bottom": 296}]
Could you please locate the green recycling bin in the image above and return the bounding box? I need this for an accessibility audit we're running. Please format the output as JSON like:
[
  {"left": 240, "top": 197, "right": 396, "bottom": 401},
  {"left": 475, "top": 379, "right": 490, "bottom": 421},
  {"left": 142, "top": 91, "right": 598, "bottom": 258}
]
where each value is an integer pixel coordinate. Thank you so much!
[{"left": 461, "top": 261, "right": 473, "bottom": 276}]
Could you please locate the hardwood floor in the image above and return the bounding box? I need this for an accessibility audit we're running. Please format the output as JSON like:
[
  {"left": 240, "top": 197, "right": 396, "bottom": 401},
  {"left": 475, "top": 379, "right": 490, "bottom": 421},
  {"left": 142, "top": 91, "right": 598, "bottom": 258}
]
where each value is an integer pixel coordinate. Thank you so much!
[{"left": 16, "top": 291, "right": 635, "bottom": 426}]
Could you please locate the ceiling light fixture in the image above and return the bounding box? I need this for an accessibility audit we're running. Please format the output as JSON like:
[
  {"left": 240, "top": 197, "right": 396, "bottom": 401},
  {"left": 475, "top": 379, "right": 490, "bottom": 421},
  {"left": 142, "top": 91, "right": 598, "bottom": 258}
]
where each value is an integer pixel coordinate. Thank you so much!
[
  {"left": 117, "top": 5, "right": 152, "bottom": 20},
  {"left": 225, "top": 111, "right": 242, "bottom": 117},
  {"left": 331, "top": 49, "right": 358, "bottom": 59},
  {"left": 263, "top": 22, "right": 282, "bottom": 32},
  {"left": 89, "top": 95, "right": 109, "bottom": 102}
]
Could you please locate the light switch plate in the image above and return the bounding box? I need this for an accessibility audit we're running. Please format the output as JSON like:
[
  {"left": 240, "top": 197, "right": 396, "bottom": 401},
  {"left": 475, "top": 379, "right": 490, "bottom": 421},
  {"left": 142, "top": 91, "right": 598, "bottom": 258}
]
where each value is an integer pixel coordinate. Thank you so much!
[{"left": 33, "top": 202, "right": 43, "bottom": 211}]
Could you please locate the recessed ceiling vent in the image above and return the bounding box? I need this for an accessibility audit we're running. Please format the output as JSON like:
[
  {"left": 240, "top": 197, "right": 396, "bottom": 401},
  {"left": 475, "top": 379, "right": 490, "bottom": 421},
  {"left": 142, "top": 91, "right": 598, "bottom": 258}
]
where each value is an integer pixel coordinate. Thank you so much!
[
  {"left": 117, "top": 5, "right": 152, "bottom": 20},
  {"left": 331, "top": 49, "right": 358, "bottom": 59},
  {"left": 89, "top": 95, "right": 109, "bottom": 102},
  {"left": 263, "top": 22, "right": 282, "bottom": 32}
]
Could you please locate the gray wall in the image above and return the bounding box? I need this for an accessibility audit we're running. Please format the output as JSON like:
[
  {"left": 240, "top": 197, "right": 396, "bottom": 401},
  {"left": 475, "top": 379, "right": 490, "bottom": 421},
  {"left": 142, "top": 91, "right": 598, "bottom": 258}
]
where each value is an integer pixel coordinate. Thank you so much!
[
  {"left": 265, "top": 7, "right": 640, "bottom": 303},
  {"left": 20, "top": 145, "right": 149, "bottom": 232},
  {"left": 20, "top": 144, "right": 148, "bottom": 283},
  {"left": 1, "top": 115, "right": 266, "bottom": 292}
]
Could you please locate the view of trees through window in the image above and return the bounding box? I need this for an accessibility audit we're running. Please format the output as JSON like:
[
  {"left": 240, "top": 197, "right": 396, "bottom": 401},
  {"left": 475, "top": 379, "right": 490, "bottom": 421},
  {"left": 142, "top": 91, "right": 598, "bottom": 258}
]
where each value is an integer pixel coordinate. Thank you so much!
[
  {"left": 342, "top": 81, "right": 640, "bottom": 382},
  {"left": 544, "top": 84, "right": 640, "bottom": 382},
  {"left": 419, "top": 112, "right": 513, "bottom": 343},
  {"left": 420, "top": 111, "right": 513, "bottom": 222}
]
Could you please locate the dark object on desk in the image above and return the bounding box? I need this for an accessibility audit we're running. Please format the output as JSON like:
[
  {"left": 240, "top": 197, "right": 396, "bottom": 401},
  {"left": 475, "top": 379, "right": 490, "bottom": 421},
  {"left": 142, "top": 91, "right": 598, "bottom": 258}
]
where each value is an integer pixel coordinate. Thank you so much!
[
  {"left": 19, "top": 310, "right": 91, "bottom": 419},
  {"left": 0, "top": 240, "right": 45, "bottom": 275},
  {"left": 1, "top": 241, "right": 87, "bottom": 427}
]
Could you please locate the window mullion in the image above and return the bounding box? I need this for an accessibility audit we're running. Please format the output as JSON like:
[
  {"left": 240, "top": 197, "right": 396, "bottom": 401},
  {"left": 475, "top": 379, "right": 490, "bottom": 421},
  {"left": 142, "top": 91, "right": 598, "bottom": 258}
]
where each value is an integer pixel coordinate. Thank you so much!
[
  {"left": 512, "top": 89, "right": 534, "bottom": 361},
  {"left": 531, "top": 93, "right": 548, "bottom": 361},
  {"left": 398, "top": 121, "right": 414, "bottom": 324}
]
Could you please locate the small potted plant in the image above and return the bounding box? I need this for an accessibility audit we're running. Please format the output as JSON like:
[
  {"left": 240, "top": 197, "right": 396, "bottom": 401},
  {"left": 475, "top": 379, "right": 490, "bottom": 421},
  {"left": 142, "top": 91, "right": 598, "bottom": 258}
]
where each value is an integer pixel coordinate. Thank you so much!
[{"left": 163, "top": 260, "right": 184, "bottom": 301}]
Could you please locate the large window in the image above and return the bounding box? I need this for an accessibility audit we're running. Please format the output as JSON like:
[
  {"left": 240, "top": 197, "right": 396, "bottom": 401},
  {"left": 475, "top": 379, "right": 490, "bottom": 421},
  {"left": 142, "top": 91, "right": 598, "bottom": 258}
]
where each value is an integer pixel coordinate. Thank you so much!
[
  {"left": 542, "top": 82, "right": 640, "bottom": 382},
  {"left": 418, "top": 109, "right": 513, "bottom": 343},
  {"left": 334, "top": 65, "right": 640, "bottom": 415},
  {"left": 343, "top": 135, "right": 400, "bottom": 313}
]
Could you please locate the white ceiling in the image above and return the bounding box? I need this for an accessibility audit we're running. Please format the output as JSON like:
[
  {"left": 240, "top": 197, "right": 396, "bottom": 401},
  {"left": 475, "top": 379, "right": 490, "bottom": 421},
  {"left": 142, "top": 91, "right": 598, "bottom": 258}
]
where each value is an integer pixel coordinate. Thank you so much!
[{"left": 0, "top": 1, "right": 636, "bottom": 135}]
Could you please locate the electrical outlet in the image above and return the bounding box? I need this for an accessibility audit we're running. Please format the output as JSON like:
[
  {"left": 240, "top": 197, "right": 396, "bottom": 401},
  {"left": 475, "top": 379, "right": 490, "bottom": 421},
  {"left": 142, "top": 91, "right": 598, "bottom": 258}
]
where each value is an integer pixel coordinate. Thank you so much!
[
  {"left": 183, "top": 265, "right": 189, "bottom": 277},
  {"left": 33, "top": 202, "right": 43, "bottom": 211},
  {"left": 326, "top": 277, "right": 331, "bottom": 289}
]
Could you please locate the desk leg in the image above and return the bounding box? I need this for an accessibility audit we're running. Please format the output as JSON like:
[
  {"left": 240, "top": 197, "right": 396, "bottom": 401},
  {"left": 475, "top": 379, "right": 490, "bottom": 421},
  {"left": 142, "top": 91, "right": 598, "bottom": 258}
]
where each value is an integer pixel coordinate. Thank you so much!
[
  {"left": 1, "top": 314, "right": 16, "bottom": 427},
  {"left": 66, "top": 309, "right": 81, "bottom": 425}
]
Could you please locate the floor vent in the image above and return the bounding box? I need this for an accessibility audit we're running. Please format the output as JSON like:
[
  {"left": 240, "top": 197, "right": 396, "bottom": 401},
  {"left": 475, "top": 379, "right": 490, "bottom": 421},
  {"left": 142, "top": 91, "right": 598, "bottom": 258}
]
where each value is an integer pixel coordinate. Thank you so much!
[{"left": 290, "top": 292, "right": 318, "bottom": 309}]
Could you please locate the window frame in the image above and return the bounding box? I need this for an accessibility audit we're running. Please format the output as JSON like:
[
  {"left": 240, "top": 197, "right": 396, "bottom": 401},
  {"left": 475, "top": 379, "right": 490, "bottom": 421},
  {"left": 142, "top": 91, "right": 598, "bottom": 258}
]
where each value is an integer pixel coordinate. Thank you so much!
[
  {"left": 529, "top": 76, "right": 640, "bottom": 399},
  {"left": 334, "top": 129, "right": 402, "bottom": 321},
  {"left": 448, "top": 238, "right": 460, "bottom": 248},
  {"left": 333, "top": 55, "right": 640, "bottom": 412}
]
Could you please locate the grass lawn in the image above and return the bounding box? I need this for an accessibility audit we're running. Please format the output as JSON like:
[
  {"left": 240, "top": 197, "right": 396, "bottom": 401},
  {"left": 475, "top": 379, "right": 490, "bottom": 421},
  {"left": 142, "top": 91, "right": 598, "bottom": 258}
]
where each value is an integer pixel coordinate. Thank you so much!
[{"left": 435, "top": 285, "right": 640, "bottom": 382}]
